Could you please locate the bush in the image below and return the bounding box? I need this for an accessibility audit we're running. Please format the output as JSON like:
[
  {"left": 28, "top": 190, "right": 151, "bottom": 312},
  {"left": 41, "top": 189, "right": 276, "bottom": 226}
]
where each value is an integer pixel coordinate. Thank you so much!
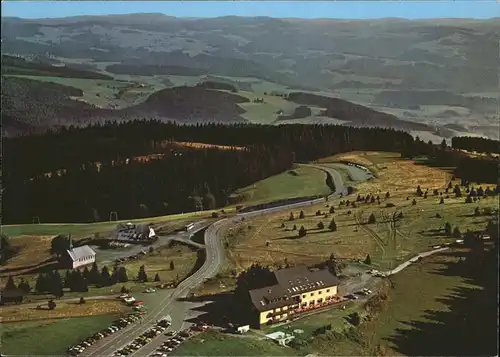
[
  {"left": 329, "top": 206, "right": 335, "bottom": 214},
  {"left": 299, "top": 210, "right": 305, "bottom": 219},
  {"left": 211, "top": 212, "right": 219, "bottom": 218},
  {"left": 317, "top": 221, "right": 324, "bottom": 230},
  {"left": 385, "top": 203, "right": 395, "bottom": 208},
  {"left": 298, "top": 226, "right": 307, "bottom": 237}
]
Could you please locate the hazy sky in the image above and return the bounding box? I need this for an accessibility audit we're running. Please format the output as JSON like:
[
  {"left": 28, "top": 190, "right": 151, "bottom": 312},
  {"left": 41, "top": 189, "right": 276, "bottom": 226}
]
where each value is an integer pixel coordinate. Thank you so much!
[{"left": 2, "top": 1, "right": 499, "bottom": 20}]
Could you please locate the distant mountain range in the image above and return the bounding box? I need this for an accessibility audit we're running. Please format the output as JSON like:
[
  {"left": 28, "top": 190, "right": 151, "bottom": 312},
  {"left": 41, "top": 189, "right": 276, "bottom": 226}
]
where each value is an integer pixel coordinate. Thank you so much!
[
  {"left": 2, "top": 14, "right": 498, "bottom": 92},
  {"left": 1, "top": 14, "right": 499, "bottom": 139}
]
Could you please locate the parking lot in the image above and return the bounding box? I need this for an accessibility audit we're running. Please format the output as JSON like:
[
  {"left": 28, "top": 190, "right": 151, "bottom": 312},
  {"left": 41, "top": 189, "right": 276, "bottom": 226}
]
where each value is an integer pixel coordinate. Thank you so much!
[{"left": 67, "top": 312, "right": 145, "bottom": 356}]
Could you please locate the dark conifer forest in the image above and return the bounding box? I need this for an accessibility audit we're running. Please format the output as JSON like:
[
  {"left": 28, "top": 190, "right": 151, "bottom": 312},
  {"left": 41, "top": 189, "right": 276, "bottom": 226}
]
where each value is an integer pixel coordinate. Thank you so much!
[
  {"left": 451, "top": 136, "right": 500, "bottom": 154},
  {"left": 3, "top": 121, "right": 498, "bottom": 224}
]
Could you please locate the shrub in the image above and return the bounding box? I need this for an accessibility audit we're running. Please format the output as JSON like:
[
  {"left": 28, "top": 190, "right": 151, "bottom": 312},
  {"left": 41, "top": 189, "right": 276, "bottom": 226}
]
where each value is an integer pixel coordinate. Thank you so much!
[
  {"left": 298, "top": 226, "right": 307, "bottom": 237},
  {"left": 317, "top": 221, "right": 324, "bottom": 230}
]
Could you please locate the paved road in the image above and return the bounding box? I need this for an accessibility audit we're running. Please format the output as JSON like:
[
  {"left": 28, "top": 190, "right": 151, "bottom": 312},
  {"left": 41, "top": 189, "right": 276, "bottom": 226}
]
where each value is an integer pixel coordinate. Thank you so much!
[{"left": 83, "top": 162, "right": 373, "bottom": 357}]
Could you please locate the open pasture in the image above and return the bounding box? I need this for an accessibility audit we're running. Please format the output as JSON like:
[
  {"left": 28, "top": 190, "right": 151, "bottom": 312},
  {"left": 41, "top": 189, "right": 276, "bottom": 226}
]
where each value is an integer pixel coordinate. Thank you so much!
[
  {"left": 1, "top": 315, "right": 120, "bottom": 355},
  {"left": 230, "top": 165, "right": 332, "bottom": 206},
  {"left": 224, "top": 152, "right": 497, "bottom": 274},
  {"left": 1, "top": 299, "right": 127, "bottom": 323}
]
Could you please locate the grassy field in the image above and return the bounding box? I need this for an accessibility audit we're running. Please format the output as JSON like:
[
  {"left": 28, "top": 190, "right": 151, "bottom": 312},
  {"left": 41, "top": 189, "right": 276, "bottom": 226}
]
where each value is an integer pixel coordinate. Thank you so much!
[
  {"left": 1, "top": 315, "right": 119, "bottom": 355},
  {"left": 198, "top": 152, "right": 497, "bottom": 294},
  {"left": 171, "top": 330, "right": 296, "bottom": 356},
  {"left": 239, "top": 91, "right": 298, "bottom": 124},
  {"left": 230, "top": 165, "right": 332, "bottom": 205},
  {"left": 5, "top": 74, "right": 163, "bottom": 109},
  {"left": 0, "top": 209, "right": 221, "bottom": 238},
  {"left": 1, "top": 299, "right": 128, "bottom": 323},
  {"left": 122, "top": 244, "right": 198, "bottom": 284}
]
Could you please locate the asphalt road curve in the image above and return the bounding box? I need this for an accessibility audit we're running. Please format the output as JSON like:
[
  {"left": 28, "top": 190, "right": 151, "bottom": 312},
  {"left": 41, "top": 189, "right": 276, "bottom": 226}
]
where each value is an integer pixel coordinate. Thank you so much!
[{"left": 83, "top": 162, "right": 372, "bottom": 357}]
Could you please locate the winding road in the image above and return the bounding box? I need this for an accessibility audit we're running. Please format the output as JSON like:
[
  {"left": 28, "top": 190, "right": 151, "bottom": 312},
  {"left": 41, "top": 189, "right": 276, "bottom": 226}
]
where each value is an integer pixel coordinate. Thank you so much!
[{"left": 82, "top": 162, "right": 372, "bottom": 357}]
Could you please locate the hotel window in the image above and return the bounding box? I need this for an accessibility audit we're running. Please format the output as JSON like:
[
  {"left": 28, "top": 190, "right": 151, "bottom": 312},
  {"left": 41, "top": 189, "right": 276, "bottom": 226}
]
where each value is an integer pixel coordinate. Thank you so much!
[
  {"left": 326, "top": 289, "right": 330, "bottom": 292},
  {"left": 318, "top": 291, "right": 322, "bottom": 294},
  {"left": 310, "top": 292, "right": 314, "bottom": 296},
  {"left": 309, "top": 301, "right": 314, "bottom": 306},
  {"left": 302, "top": 295, "right": 306, "bottom": 298}
]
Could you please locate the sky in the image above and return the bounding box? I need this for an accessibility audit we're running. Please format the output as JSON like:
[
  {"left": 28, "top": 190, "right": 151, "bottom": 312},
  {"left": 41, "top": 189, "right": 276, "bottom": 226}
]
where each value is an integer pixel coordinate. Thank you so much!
[{"left": 1, "top": 1, "right": 499, "bottom": 20}]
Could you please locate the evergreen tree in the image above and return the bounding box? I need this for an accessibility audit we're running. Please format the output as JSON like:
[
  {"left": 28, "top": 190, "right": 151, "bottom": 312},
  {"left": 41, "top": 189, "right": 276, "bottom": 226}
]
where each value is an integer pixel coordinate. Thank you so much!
[
  {"left": 89, "top": 262, "right": 100, "bottom": 285},
  {"left": 452, "top": 226, "right": 462, "bottom": 238},
  {"left": 100, "top": 266, "right": 111, "bottom": 286},
  {"left": 117, "top": 267, "right": 128, "bottom": 283},
  {"left": 444, "top": 222, "right": 453, "bottom": 236},
  {"left": 439, "top": 197, "right": 444, "bottom": 204},
  {"left": 298, "top": 226, "right": 307, "bottom": 237},
  {"left": 328, "top": 218, "right": 337, "bottom": 232},
  {"left": 329, "top": 206, "right": 335, "bottom": 214},
  {"left": 50, "top": 271, "right": 64, "bottom": 298},
  {"left": 299, "top": 210, "right": 305, "bottom": 219},
  {"left": 82, "top": 266, "right": 91, "bottom": 281},
  {"left": 4, "top": 276, "right": 16, "bottom": 290},
  {"left": 364, "top": 254, "right": 372, "bottom": 265},
  {"left": 64, "top": 270, "right": 72, "bottom": 289},
  {"left": 289, "top": 212, "right": 295, "bottom": 221},
  {"left": 18, "top": 278, "right": 31, "bottom": 293},
  {"left": 317, "top": 221, "right": 324, "bottom": 230},
  {"left": 50, "top": 235, "right": 70, "bottom": 258},
  {"left": 368, "top": 213, "right": 376, "bottom": 224},
  {"left": 474, "top": 207, "right": 481, "bottom": 216},
  {"left": 154, "top": 273, "right": 161, "bottom": 282},
  {"left": 35, "top": 273, "right": 48, "bottom": 293},
  {"left": 170, "top": 261, "right": 175, "bottom": 270},
  {"left": 137, "top": 265, "right": 148, "bottom": 282}
]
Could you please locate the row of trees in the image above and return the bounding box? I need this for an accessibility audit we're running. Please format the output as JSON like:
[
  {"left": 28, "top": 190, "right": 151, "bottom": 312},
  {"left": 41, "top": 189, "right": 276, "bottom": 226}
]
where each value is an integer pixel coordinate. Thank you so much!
[
  {"left": 451, "top": 136, "right": 500, "bottom": 154},
  {"left": 32, "top": 262, "right": 156, "bottom": 297}
]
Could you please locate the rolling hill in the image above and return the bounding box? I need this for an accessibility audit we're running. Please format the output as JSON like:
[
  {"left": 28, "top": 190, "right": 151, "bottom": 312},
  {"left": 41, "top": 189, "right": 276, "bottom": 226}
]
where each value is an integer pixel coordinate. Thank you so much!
[{"left": 2, "top": 14, "right": 499, "bottom": 139}]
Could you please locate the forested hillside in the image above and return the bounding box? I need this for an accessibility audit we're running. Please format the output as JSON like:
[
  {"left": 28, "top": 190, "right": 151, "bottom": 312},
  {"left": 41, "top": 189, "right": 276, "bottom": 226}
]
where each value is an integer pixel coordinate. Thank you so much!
[
  {"left": 3, "top": 122, "right": 498, "bottom": 224},
  {"left": 3, "top": 122, "right": 412, "bottom": 224}
]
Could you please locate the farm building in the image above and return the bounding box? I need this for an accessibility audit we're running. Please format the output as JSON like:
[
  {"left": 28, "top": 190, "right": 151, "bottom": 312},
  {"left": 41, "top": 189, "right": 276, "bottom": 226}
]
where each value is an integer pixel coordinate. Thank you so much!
[
  {"left": 249, "top": 265, "right": 340, "bottom": 328},
  {"left": 114, "top": 222, "right": 156, "bottom": 241},
  {"left": 62, "top": 245, "right": 96, "bottom": 269}
]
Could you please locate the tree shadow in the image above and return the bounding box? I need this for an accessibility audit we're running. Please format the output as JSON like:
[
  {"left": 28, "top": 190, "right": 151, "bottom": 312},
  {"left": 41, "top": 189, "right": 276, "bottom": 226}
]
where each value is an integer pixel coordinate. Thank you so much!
[
  {"left": 0, "top": 257, "right": 58, "bottom": 275},
  {"left": 178, "top": 292, "right": 248, "bottom": 328},
  {"left": 385, "top": 247, "right": 498, "bottom": 356}
]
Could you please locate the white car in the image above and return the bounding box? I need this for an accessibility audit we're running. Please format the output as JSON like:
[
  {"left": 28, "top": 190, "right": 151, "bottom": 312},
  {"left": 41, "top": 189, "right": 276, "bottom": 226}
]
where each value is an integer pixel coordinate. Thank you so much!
[{"left": 124, "top": 297, "right": 136, "bottom": 304}]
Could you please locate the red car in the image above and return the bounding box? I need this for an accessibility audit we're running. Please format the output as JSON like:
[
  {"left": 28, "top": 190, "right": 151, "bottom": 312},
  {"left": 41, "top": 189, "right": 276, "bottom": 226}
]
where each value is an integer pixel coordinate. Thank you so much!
[{"left": 133, "top": 301, "right": 145, "bottom": 306}]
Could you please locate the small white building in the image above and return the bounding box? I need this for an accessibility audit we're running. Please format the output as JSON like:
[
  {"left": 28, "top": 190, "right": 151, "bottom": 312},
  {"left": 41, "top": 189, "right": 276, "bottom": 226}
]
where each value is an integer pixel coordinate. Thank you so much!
[{"left": 65, "top": 245, "right": 96, "bottom": 269}]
